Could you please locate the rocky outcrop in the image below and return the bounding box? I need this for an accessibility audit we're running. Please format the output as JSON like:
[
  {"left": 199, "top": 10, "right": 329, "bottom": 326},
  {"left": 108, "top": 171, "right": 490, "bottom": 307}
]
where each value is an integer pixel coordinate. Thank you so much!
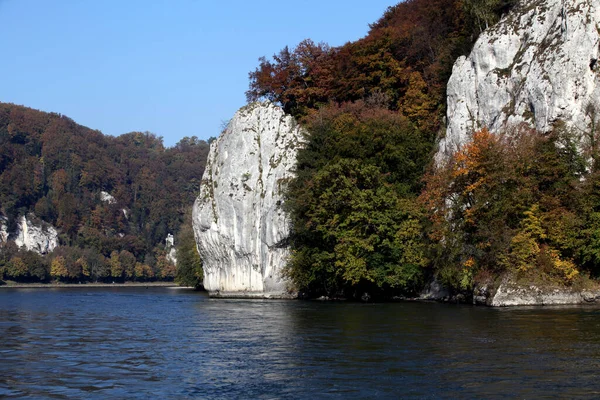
[
  {"left": 165, "top": 234, "right": 177, "bottom": 265},
  {"left": 192, "top": 102, "right": 303, "bottom": 298},
  {"left": 488, "top": 281, "right": 600, "bottom": 307},
  {"left": 419, "top": 278, "right": 451, "bottom": 301},
  {"left": 417, "top": 276, "right": 600, "bottom": 306},
  {"left": 431, "top": 0, "right": 600, "bottom": 306},
  {"left": 438, "top": 0, "right": 600, "bottom": 161},
  {"left": 13, "top": 215, "right": 59, "bottom": 254},
  {"left": 465, "top": 274, "right": 600, "bottom": 306}
]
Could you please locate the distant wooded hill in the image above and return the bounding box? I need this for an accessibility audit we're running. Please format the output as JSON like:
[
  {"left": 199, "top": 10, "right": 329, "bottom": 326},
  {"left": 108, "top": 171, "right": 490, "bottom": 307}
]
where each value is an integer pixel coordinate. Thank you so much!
[{"left": 0, "top": 102, "right": 209, "bottom": 283}]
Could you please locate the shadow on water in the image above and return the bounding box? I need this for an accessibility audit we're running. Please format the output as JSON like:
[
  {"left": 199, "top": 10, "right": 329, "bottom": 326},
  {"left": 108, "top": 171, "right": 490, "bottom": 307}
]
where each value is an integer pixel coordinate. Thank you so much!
[{"left": 1, "top": 288, "right": 600, "bottom": 398}]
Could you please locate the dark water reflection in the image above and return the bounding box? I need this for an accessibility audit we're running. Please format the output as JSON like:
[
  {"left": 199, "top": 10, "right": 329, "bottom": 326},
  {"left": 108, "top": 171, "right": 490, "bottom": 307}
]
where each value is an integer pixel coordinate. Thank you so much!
[{"left": 1, "top": 288, "right": 600, "bottom": 398}]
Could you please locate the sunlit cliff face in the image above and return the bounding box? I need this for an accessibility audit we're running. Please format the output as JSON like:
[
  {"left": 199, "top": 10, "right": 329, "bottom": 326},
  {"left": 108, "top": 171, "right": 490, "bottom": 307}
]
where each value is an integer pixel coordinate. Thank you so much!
[
  {"left": 438, "top": 0, "right": 600, "bottom": 163},
  {"left": 192, "top": 102, "right": 304, "bottom": 297}
]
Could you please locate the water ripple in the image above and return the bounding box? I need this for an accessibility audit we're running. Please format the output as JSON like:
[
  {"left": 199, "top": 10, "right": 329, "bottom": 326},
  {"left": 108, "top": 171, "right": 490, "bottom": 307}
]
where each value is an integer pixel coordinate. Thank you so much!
[{"left": 2, "top": 289, "right": 600, "bottom": 398}]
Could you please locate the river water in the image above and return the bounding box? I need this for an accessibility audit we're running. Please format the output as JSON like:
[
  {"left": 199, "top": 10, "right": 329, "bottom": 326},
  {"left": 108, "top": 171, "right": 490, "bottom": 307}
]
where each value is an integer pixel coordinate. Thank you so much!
[{"left": 1, "top": 287, "right": 600, "bottom": 399}]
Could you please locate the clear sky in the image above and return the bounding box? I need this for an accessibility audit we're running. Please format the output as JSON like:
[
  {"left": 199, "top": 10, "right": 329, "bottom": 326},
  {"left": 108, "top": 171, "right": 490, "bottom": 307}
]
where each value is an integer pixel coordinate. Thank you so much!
[{"left": 0, "top": 0, "right": 398, "bottom": 146}]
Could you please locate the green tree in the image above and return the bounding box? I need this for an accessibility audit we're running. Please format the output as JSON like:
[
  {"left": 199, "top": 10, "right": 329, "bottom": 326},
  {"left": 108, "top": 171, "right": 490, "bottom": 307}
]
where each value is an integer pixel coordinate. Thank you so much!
[
  {"left": 284, "top": 102, "right": 431, "bottom": 298},
  {"left": 82, "top": 248, "right": 108, "bottom": 282},
  {"left": 77, "top": 257, "right": 90, "bottom": 278},
  {"left": 288, "top": 159, "right": 426, "bottom": 297},
  {"left": 175, "top": 211, "right": 203, "bottom": 288},
  {"left": 461, "top": 0, "right": 516, "bottom": 32},
  {"left": 119, "top": 250, "right": 136, "bottom": 280},
  {"left": 23, "top": 251, "right": 49, "bottom": 282}
]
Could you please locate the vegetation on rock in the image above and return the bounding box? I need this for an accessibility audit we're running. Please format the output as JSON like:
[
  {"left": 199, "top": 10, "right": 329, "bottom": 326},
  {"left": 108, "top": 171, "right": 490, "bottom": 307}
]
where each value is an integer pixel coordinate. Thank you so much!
[
  {"left": 421, "top": 125, "right": 591, "bottom": 291},
  {"left": 245, "top": 0, "right": 600, "bottom": 300},
  {"left": 247, "top": 0, "right": 516, "bottom": 133}
]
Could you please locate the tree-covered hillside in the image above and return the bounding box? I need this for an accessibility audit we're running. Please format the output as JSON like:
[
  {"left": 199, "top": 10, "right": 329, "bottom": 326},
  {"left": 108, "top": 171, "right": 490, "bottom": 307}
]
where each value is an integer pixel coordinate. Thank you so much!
[{"left": 0, "top": 103, "right": 209, "bottom": 283}]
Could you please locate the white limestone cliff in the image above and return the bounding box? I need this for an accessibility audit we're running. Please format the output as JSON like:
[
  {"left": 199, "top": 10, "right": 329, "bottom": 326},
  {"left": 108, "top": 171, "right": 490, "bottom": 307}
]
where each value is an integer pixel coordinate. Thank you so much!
[
  {"left": 192, "top": 102, "right": 304, "bottom": 297},
  {"left": 438, "top": 0, "right": 600, "bottom": 161},
  {"left": 13, "top": 215, "right": 59, "bottom": 254}
]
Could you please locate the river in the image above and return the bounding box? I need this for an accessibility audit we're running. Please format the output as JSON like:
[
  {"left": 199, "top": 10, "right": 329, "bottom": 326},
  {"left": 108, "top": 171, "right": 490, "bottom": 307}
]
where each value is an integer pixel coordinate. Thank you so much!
[{"left": 1, "top": 287, "right": 600, "bottom": 399}]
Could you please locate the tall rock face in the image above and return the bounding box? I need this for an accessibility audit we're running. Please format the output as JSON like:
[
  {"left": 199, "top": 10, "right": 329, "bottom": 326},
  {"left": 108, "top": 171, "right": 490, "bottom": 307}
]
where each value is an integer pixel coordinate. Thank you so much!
[
  {"left": 192, "top": 102, "right": 303, "bottom": 297},
  {"left": 438, "top": 0, "right": 600, "bottom": 160}
]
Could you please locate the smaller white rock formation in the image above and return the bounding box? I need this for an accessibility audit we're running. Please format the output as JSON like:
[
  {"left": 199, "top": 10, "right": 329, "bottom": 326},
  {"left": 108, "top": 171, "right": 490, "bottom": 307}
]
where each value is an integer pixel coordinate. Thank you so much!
[
  {"left": 167, "top": 248, "right": 177, "bottom": 266},
  {"left": 192, "top": 102, "right": 304, "bottom": 297},
  {"left": 166, "top": 233, "right": 174, "bottom": 247},
  {"left": 14, "top": 215, "right": 59, "bottom": 254},
  {"left": 0, "top": 216, "right": 8, "bottom": 243},
  {"left": 438, "top": 0, "right": 600, "bottom": 161},
  {"left": 165, "top": 233, "right": 177, "bottom": 265},
  {"left": 100, "top": 191, "right": 117, "bottom": 204}
]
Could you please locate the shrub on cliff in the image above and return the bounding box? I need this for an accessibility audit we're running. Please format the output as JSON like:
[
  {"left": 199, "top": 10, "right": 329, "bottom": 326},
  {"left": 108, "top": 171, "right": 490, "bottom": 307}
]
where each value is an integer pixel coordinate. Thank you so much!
[{"left": 421, "top": 125, "right": 591, "bottom": 290}]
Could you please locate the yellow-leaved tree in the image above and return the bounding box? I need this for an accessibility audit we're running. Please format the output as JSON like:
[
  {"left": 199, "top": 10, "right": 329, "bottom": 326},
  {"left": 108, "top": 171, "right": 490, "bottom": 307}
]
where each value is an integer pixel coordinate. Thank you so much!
[{"left": 50, "top": 256, "right": 68, "bottom": 281}]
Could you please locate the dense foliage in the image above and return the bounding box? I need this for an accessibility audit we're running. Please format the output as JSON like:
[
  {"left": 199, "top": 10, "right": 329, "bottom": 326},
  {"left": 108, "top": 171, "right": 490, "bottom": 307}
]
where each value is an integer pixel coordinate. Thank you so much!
[
  {"left": 0, "top": 103, "right": 209, "bottom": 283},
  {"left": 285, "top": 103, "right": 430, "bottom": 298},
  {"left": 422, "top": 123, "right": 600, "bottom": 291}
]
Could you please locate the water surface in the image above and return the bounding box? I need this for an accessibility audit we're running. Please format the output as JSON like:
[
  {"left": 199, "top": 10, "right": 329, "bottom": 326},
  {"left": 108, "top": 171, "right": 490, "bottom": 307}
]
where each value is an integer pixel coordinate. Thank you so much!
[{"left": 1, "top": 287, "right": 600, "bottom": 398}]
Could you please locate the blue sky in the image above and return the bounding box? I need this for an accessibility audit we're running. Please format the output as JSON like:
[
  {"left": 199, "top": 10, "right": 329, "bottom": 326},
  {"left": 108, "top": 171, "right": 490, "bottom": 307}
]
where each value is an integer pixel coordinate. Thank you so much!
[{"left": 0, "top": 0, "right": 398, "bottom": 146}]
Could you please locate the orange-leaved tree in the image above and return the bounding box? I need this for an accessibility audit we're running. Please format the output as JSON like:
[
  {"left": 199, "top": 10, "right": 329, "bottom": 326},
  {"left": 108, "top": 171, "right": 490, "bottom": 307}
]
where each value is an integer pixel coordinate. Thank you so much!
[{"left": 421, "top": 125, "right": 586, "bottom": 290}]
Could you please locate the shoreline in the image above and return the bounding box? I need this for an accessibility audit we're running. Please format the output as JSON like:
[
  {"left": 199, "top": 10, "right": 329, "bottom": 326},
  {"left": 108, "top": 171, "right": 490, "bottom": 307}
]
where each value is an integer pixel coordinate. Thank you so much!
[
  {"left": 6, "top": 281, "right": 600, "bottom": 307},
  {"left": 208, "top": 290, "right": 297, "bottom": 299},
  {"left": 0, "top": 281, "right": 185, "bottom": 289}
]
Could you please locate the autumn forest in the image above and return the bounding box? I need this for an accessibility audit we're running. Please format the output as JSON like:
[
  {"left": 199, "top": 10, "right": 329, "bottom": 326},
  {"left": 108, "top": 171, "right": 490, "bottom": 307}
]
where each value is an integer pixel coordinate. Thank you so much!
[{"left": 0, "top": 104, "right": 206, "bottom": 286}]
